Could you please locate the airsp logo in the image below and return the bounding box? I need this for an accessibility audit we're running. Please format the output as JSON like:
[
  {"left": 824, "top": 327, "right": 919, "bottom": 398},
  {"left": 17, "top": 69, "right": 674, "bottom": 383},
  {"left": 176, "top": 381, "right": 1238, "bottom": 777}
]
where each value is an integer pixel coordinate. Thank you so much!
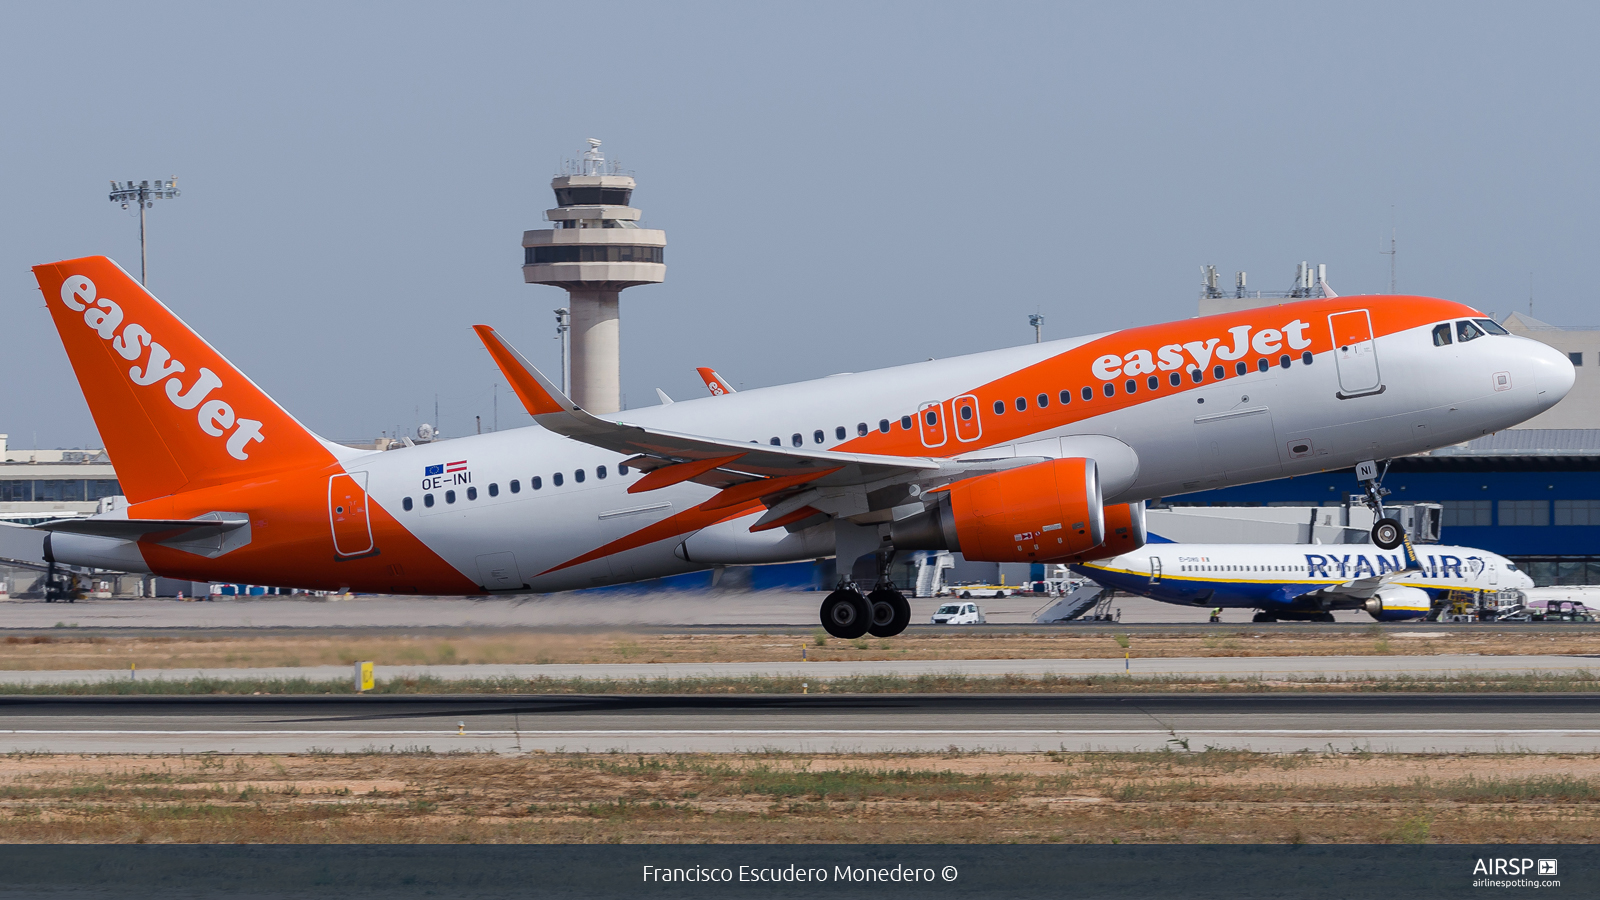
[{"left": 59, "top": 275, "right": 265, "bottom": 460}]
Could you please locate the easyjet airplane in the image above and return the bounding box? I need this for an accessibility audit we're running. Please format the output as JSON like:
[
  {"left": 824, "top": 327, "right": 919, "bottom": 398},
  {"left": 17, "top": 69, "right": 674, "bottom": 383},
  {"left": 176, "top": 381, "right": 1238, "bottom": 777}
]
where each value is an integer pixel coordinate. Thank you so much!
[{"left": 28, "top": 257, "right": 1573, "bottom": 639}]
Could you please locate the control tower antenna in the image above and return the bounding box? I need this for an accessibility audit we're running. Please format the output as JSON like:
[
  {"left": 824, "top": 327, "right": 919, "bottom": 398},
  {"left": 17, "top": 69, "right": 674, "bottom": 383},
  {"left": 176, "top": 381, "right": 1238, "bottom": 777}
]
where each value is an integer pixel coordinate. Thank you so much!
[{"left": 522, "top": 139, "right": 665, "bottom": 413}]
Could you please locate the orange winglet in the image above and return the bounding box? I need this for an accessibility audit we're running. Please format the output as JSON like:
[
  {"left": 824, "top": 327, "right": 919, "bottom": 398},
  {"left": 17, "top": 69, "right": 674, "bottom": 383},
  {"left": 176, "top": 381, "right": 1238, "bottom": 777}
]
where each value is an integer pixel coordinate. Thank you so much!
[
  {"left": 749, "top": 505, "right": 823, "bottom": 533},
  {"left": 696, "top": 367, "right": 736, "bottom": 396},
  {"left": 472, "top": 325, "right": 568, "bottom": 415},
  {"left": 699, "top": 467, "right": 841, "bottom": 511},
  {"left": 627, "top": 454, "right": 746, "bottom": 494}
]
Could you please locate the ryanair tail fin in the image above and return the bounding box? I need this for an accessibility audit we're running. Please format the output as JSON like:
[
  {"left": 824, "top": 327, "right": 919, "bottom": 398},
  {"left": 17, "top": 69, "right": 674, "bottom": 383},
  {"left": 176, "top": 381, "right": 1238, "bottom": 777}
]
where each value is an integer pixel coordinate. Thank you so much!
[{"left": 32, "top": 256, "right": 338, "bottom": 504}]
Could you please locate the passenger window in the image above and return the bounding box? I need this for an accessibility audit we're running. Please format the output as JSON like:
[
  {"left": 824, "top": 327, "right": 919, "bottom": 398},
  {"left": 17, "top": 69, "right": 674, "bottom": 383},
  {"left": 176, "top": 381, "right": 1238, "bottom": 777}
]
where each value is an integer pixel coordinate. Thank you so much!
[
  {"left": 925, "top": 409, "right": 938, "bottom": 425},
  {"left": 488, "top": 483, "right": 499, "bottom": 497},
  {"left": 960, "top": 404, "right": 974, "bottom": 420},
  {"left": 1014, "top": 397, "right": 1026, "bottom": 411},
  {"left": 1257, "top": 358, "right": 1269, "bottom": 372},
  {"left": 792, "top": 433, "right": 802, "bottom": 446},
  {"left": 620, "top": 464, "right": 630, "bottom": 475},
  {"left": 836, "top": 426, "right": 846, "bottom": 440},
  {"left": 814, "top": 430, "right": 825, "bottom": 444},
  {"left": 510, "top": 479, "right": 521, "bottom": 493},
  {"left": 857, "top": 423, "right": 869, "bottom": 436},
  {"left": 1148, "top": 375, "right": 1159, "bottom": 390},
  {"left": 553, "top": 473, "right": 563, "bottom": 486},
  {"left": 1213, "top": 364, "right": 1225, "bottom": 380},
  {"left": 1102, "top": 383, "right": 1114, "bottom": 397},
  {"left": 575, "top": 469, "right": 586, "bottom": 483},
  {"left": 1036, "top": 393, "right": 1049, "bottom": 408},
  {"left": 446, "top": 490, "right": 456, "bottom": 504},
  {"left": 771, "top": 437, "right": 781, "bottom": 446},
  {"left": 1124, "top": 379, "right": 1136, "bottom": 394},
  {"left": 424, "top": 493, "right": 434, "bottom": 507},
  {"left": 596, "top": 465, "right": 607, "bottom": 479},
  {"left": 900, "top": 415, "right": 913, "bottom": 430},
  {"left": 1432, "top": 323, "right": 1453, "bottom": 346},
  {"left": 1457, "top": 320, "right": 1484, "bottom": 342},
  {"left": 1279, "top": 354, "right": 1291, "bottom": 369},
  {"left": 993, "top": 400, "right": 1005, "bottom": 415},
  {"left": 1235, "top": 361, "right": 1247, "bottom": 376},
  {"left": 878, "top": 419, "right": 890, "bottom": 433},
  {"left": 1301, "top": 350, "right": 1313, "bottom": 365},
  {"left": 532, "top": 476, "right": 542, "bottom": 490},
  {"left": 403, "top": 496, "right": 413, "bottom": 511},
  {"left": 1476, "top": 318, "right": 1508, "bottom": 335},
  {"left": 1190, "top": 368, "right": 1203, "bottom": 383},
  {"left": 1059, "top": 390, "right": 1072, "bottom": 404},
  {"left": 1169, "top": 372, "right": 1181, "bottom": 386},
  {"left": 1082, "top": 386, "right": 1093, "bottom": 401},
  {"left": 466, "top": 486, "right": 478, "bottom": 500}
]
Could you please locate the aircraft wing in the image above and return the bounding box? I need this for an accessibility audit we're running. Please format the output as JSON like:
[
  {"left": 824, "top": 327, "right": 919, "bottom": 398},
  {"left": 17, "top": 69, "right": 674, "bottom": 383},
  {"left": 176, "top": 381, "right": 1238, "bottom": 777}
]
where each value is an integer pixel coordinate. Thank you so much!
[
  {"left": 1314, "top": 537, "right": 1425, "bottom": 600},
  {"left": 474, "top": 326, "right": 1035, "bottom": 524}
]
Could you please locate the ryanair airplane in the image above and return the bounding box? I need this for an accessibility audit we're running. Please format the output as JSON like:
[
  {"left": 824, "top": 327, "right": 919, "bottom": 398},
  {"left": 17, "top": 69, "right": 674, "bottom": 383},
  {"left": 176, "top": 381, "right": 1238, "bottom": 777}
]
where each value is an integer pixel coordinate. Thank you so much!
[{"left": 1071, "top": 533, "right": 1533, "bottom": 622}]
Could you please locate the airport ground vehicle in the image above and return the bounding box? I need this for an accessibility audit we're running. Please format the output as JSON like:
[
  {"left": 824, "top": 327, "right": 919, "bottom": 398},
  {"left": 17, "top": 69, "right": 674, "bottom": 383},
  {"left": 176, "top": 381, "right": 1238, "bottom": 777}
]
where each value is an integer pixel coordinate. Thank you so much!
[
  {"left": 26, "top": 256, "right": 1572, "bottom": 639},
  {"left": 931, "top": 602, "right": 986, "bottom": 624},
  {"left": 1073, "top": 540, "right": 1533, "bottom": 622}
]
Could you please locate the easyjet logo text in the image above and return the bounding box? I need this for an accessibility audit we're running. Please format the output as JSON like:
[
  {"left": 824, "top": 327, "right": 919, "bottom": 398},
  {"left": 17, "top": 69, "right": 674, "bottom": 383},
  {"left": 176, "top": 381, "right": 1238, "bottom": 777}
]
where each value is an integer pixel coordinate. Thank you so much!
[
  {"left": 1091, "top": 319, "right": 1314, "bottom": 381},
  {"left": 58, "top": 275, "right": 265, "bottom": 460}
]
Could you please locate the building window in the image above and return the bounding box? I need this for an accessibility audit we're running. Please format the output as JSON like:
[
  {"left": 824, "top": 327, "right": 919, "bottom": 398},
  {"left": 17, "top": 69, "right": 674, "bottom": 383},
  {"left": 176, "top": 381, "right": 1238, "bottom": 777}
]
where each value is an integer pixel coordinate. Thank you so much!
[
  {"left": 1441, "top": 500, "right": 1491, "bottom": 527},
  {"left": 1499, "top": 499, "right": 1548, "bottom": 526},
  {"left": 552, "top": 186, "right": 633, "bottom": 206},
  {"left": 526, "top": 244, "right": 663, "bottom": 265},
  {"left": 466, "top": 486, "right": 478, "bottom": 500},
  {"left": 1569, "top": 352, "right": 1585, "bottom": 367},
  {"left": 0, "top": 480, "right": 32, "bottom": 502},
  {"left": 424, "top": 493, "right": 434, "bottom": 507},
  {"left": 1554, "top": 500, "right": 1600, "bottom": 525},
  {"left": 403, "top": 497, "right": 413, "bottom": 511}
]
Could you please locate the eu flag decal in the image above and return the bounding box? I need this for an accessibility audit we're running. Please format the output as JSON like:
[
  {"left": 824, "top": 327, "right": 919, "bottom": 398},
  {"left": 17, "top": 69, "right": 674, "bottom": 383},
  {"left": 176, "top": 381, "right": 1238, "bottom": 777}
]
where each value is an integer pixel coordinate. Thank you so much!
[{"left": 424, "top": 464, "right": 444, "bottom": 477}]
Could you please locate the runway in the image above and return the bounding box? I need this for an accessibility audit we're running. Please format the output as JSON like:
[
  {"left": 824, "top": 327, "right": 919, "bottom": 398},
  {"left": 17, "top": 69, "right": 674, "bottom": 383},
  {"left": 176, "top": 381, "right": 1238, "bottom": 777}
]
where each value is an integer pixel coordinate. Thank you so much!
[
  {"left": 1, "top": 653, "right": 1595, "bottom": 686},
  {"left": 5, "top": 693, "right": 1600, "bottom": 754}
]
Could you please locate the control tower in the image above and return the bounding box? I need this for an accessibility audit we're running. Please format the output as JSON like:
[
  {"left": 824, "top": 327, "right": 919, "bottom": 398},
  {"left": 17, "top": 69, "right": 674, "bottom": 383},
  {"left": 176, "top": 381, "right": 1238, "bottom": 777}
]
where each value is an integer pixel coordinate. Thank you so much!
[{"left": 522, "top": 140, "right": 666, "bottom": 414}]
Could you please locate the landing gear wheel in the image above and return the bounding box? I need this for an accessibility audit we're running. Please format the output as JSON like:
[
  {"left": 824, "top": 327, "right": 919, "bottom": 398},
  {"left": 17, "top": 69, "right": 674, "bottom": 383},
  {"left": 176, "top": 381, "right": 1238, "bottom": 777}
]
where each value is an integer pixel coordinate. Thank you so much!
[
  {"left": 866, "top": 588, "right": 912, "bottom": 638},
  {"left": 1252, "top": 612, "right": 1277, "bottom": 623},
  {"left": 820, "top": 588, "right": 872, "bottom": 639},
  {"left": 1371, "top": 517, "right": 1404, "bottom": 550}
]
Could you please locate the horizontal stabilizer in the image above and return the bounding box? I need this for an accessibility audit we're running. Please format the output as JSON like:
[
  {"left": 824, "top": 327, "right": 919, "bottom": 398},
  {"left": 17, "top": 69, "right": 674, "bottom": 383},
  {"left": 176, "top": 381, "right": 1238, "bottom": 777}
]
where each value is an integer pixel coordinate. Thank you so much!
[{"left": 33, "top": 513, "right": 249, "bottom": 541}]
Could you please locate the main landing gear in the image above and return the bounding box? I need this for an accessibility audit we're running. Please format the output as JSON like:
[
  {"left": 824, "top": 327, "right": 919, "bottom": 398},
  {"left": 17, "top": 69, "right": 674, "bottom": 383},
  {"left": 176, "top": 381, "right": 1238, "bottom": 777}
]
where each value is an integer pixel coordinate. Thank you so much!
[
  {"left": 1355, "top": 458, "right": 1405, "bottom": 550},
  {"left": 819, "top": 547, "right": 912, "bottom": 639}
]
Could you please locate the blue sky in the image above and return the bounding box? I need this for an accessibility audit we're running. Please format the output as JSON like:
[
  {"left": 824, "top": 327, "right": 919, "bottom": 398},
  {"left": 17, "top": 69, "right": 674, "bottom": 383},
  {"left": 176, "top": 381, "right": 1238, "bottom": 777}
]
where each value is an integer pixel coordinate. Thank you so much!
[{"left": 3, "top": 1, "right": 1596, "bottom": 447}]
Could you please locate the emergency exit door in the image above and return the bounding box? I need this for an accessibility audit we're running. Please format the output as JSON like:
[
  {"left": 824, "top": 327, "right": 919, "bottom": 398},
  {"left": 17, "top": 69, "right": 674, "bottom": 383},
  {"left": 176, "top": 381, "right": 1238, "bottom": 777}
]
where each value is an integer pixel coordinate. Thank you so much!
[
  {"left": 329, "top": 472, "right": 375, "bottom": 558},
  {"left": 1328, "top": 309, "right": 1383, "bottom": 397},
  {"left": 1150, "top": 557, "right": 1162, "bottom": 583}
]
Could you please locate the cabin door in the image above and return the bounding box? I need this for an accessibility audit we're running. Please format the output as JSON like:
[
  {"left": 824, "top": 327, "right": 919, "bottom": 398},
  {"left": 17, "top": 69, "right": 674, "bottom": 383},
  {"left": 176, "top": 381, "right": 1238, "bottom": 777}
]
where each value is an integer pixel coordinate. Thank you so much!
[
  {"left": 1328, "top": 309, "right": 1383, "bottom": 396},
  {"left": 328, "top": 472, "right": 375, "bottom": 558}
]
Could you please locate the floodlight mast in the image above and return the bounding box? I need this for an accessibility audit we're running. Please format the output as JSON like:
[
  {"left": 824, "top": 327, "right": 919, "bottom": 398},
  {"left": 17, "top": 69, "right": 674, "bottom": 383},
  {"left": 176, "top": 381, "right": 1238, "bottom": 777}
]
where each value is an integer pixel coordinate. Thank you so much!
[{"left": 108, "top": 178, "right": 180, "bottom": 285}]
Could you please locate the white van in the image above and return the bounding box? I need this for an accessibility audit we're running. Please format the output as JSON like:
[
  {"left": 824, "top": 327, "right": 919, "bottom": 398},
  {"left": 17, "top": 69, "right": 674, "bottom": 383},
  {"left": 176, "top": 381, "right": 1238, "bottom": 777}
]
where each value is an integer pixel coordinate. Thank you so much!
[{"left": 930, "top": 602, "right": 985, "bottom": 625}]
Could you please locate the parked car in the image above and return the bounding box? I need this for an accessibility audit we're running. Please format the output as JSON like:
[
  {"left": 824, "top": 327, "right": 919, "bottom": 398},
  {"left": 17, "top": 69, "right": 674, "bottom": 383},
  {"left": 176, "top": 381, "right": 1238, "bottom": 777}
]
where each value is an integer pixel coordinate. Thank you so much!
[{"left": 930, "top": 602, "right": 986, "bottom": 625}]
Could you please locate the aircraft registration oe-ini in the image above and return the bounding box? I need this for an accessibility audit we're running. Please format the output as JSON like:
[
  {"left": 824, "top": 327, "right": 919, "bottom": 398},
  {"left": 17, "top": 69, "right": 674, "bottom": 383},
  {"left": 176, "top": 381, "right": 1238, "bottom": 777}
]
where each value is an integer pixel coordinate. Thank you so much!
[
  {"left": 28, "top": 256, "right": 1573, "bottom": 638},
  {"left": 1072, "top": 539, "right": 1536, "bottom": 622}
]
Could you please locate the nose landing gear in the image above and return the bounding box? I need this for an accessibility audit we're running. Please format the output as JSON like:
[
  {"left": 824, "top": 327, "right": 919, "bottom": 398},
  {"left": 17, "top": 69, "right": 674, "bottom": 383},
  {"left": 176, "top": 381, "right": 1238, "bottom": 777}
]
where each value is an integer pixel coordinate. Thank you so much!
[{"left": 1356, "top": 458, "right": 1406, "bottom": 550}]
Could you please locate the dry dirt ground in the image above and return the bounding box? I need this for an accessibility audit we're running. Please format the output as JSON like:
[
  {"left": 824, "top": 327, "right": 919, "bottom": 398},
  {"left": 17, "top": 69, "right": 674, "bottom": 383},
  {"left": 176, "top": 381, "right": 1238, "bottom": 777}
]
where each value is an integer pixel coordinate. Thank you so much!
[
  {"left": 2, "top": 628, "right": 1595, "bottom": 671},
  {"left": 1, "top": 750, "right": 1597, "bottom": 843}
]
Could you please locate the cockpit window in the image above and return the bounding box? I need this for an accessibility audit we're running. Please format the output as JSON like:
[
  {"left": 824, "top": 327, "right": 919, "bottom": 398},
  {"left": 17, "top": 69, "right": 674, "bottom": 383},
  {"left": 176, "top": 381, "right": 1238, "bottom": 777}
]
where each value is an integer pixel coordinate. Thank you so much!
[
  {"left": 1432, "top": 323, "right": 1453, "bottom": 346},
  {"left": 1475, "top": 318, "right": 1509, "bottom": 335},
  {"left": 1457, "top": 320, "right": 1484, "bottom": 343}
]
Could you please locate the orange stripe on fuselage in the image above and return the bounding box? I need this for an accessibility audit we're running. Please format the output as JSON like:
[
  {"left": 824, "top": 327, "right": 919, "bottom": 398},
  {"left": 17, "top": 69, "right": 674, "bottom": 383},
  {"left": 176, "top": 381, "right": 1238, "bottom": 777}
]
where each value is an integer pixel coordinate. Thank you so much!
[
  {"left": 130, "top": 465, "right": 480, "bottom": 595},
  {"left": 537, "top": 499, "right": 764, "bottom": 576}
]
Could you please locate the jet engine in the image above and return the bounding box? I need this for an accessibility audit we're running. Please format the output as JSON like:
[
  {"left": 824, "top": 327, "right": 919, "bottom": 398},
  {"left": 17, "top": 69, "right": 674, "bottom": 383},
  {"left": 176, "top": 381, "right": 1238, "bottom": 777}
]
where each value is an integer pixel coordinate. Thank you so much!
[
  {"left": 1363, "top": 586, "right": 1432, "bottom": 622},
  {"left": 892, "top": 457, "right": 1104, "bottom": 562},
  {"left": 1053, "top": 502, "right": 1148, "bottom": 564}
]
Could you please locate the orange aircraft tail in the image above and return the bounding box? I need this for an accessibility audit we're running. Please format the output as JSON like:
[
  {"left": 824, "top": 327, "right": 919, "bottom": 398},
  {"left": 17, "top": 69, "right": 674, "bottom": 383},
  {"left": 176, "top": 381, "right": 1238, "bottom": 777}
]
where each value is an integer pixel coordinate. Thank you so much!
[{"left": 32, "top": 256, "right": 337, "bottom": 504}]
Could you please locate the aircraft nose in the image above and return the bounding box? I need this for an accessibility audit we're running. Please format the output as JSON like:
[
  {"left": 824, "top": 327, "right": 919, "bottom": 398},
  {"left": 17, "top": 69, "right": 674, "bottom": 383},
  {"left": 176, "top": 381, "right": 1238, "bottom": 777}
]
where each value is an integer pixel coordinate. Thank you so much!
[{"left": 1522, "top": 338, "right": 1576, "bottom": 412}]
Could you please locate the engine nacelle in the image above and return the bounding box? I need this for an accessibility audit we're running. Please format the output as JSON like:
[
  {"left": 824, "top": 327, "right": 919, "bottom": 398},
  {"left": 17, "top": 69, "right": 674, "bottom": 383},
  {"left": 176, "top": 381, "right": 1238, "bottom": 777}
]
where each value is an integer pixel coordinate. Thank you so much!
[
  {"left": 1051, "top": 502, "right": 1148, "bottom": 564},
  {"left": 892, "top": 457, "right": 1104, "bottom": 562},
  {"left": 1364, "top": 586, "right": 1432, "bottom": 621}
]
